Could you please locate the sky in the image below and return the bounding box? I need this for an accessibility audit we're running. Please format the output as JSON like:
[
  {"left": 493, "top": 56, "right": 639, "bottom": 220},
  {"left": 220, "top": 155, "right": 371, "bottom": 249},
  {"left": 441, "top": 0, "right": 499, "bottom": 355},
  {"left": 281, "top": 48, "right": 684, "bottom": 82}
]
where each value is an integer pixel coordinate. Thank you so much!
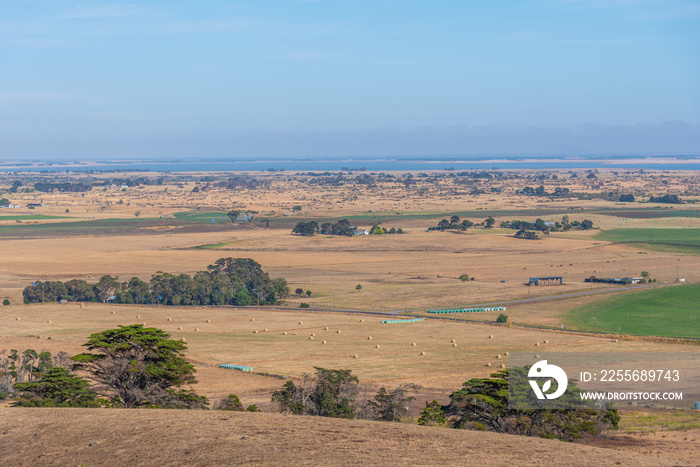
[{"left": 1, "top": 0, "right": 699, "bottom": 159}]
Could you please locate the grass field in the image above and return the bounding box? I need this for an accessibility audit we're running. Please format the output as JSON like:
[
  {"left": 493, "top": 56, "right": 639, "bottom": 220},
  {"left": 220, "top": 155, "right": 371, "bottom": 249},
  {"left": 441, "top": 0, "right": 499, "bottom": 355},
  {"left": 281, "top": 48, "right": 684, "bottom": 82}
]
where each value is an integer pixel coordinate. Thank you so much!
[
  {"left": 0, "top": 214, "right": 72, "bottom": 220},
  {"left": 595, "top": 228, "right": 700, "bottom": 254},
  {"left": 565, "top": 284, "right": 700, "bottom": 338}
]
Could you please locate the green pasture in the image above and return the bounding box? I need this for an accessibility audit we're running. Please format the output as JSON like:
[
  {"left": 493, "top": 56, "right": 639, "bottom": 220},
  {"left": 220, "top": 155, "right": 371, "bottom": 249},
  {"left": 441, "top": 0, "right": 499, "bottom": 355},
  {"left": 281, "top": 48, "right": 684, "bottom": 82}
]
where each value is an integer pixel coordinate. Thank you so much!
[
  {"left": 565, "top": 284, "right": 700, "bottom": 338},
  {"left": 595, "top": 228, "right": 700, "bottom": 254}
]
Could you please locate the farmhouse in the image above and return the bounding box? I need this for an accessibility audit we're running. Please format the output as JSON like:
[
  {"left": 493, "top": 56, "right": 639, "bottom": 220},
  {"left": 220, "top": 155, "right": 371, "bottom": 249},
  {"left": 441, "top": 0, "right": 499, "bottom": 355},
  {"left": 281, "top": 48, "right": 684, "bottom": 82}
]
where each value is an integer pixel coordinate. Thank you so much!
[{"left": 528, "top": 276, "right": 563, "bottom": 286}]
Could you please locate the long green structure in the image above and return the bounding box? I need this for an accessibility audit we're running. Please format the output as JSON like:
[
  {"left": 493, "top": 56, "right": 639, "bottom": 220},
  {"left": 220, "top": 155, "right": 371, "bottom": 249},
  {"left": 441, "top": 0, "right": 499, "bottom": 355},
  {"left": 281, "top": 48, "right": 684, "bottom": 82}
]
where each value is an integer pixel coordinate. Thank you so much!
[
  {"left": 428, "top": 306, "right": 506, "bottom": 314},
  {"left": 219, "top": 364, "right": 253, "bottom": 372},
  {"left": 381, "top": 318, "right": 425, "bottom": 324}
]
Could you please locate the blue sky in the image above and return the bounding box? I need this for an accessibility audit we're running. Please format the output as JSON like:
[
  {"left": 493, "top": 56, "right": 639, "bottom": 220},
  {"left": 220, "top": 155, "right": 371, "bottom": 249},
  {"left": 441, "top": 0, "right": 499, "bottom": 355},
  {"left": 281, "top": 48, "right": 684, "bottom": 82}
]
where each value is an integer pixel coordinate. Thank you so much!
[{"left": 1, "top": 0, "right": 699, "bottom": 158}]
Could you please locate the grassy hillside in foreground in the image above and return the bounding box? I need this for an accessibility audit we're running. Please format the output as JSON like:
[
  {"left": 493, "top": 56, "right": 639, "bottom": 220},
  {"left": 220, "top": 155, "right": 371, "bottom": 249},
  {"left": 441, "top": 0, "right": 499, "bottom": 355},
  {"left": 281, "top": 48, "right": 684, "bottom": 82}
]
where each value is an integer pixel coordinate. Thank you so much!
[
  {"left": 565, "top": 284, "right": 700, "bottom": 338},
  {"left": 595, "top": 228, "right": 700, "bottom": 255},
  {"left": 0, "top": 408, "right": 675, "bottom": 466}
]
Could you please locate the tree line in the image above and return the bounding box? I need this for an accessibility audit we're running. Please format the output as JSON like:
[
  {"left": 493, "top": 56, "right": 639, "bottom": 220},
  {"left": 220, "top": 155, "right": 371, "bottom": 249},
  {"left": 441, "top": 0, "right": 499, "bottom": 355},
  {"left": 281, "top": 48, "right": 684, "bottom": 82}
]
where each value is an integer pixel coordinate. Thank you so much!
[{"left": 22, "top": 257, "right": 290, "bottom": 307}]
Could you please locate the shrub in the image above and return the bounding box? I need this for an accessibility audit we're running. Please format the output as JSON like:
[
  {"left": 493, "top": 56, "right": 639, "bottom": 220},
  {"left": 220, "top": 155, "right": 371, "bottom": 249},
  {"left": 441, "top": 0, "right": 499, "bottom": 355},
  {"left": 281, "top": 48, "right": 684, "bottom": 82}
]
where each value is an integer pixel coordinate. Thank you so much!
[
  {"left": 300, "top": 302, "right": 310, "bottom": 308},
  {"left": 496, "top": 314, "right": 508, "bottom": 323},
  {"left": 417, "top": 400, "right": 447, "bottom": 426},
  {"left": 2, "top": 299, "right": 9, "bottom": 306}
]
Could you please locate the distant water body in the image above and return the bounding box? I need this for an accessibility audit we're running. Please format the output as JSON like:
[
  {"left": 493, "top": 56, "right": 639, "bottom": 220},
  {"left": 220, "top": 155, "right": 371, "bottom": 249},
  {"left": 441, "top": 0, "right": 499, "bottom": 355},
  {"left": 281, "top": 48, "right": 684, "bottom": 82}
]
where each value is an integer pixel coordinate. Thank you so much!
[{"left": 3, "top": 156, "right": 700, "bottom": 172}]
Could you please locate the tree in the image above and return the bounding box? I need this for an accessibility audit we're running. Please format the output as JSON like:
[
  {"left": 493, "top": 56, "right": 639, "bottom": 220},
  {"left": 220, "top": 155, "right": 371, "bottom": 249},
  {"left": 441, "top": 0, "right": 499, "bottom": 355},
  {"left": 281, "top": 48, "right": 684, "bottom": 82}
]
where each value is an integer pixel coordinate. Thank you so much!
[
  {"left": 0, "top": 198, "right": 10, "bottom": 207},
  {"left": 580, "top": 219, "right": 594, "bottom": 230},
  {"left": 355, "top": 284, "right": 362, "bottom": 292},
  {"left": 484, "top": 217, "right": 495, "bottom": 229},
  {"left": 72, "top": 325, "right": 207, "bottom": 409},
  {"left": 619, "top": 194, "right": 635, "bottom": 202},
  {"left": 12, "top": 367, "right": 101, "bottom": 407},
  {"left": 359, "top": 384, "right": 419, "bottom": 422},
  {"left": 306, "top": 290, "right": 312, "bottom": 297},
  {"left": 459, "top": 273, "right": 470, "bottom": 282},
  {"left": 2, "top": 299, "right": 9, "bottom": 306},
  {"left": 417, "top": 400, "right": 447, "bottom": 426},
  {"left": 134, "top": 211, "right": 141, "bottom": 218},
  {"left": 272, "top": 367, "right": 359, "bottom": 419},
  {"left": 292, "top": 221, "right": 319, "bottom": 236},
  {"left": 227, "top": 210, "right": 241, "bottom": 223},
  {"left": 496, "top": 313, "right": 508, "bottom": 323},
  {"left": 217, "top": 394, "right": 243, "bottom": 411},
  {"left": 446, "top": 369, "right": 619, "bottom": 440}
]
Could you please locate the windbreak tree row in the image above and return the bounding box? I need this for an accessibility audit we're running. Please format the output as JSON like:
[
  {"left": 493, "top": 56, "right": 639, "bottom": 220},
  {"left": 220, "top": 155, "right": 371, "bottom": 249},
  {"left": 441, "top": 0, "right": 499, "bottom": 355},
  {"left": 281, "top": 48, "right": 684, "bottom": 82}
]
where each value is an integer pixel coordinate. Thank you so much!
[{"left": 23, "top": 257, "right": 290, "bottom": 306}]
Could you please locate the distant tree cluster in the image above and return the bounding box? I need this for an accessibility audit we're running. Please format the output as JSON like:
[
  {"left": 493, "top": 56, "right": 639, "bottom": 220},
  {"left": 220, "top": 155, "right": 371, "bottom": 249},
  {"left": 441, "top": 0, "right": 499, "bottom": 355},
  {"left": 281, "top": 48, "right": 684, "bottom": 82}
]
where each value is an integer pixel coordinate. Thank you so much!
[
  {"left": 517, "top": 185, "right": 571, "bottom": 197},
  {"left": 428, "top": 215, "right": 474, "bottom": 232},
  {"left": 22, "top": 258, "right": 290, "bottom": 306},
  {"left": 33, "top": 181, "right": 92, "bottom": 193},
  {"left": 501, "top": 215, "right": 593, "bottom": 234},
  {"left": 369, "top": 223, "right": 403, "bottom": 235},
  {"left": 214, "top": 176, "right": 267, "bottom": 190},
  {"left": 649, "top": 194, "right": 683, "bottom": 204},
  {"left": 618, "top": 194, "right": 635, "bottom": 202}
]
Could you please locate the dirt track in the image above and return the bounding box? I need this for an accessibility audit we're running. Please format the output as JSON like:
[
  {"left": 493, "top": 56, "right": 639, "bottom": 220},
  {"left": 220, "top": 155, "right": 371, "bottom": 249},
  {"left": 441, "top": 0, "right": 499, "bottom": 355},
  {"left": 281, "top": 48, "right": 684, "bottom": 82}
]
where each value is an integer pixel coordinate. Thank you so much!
[{"left": 1, "top": 408, "right": 697, "bottom": 466}]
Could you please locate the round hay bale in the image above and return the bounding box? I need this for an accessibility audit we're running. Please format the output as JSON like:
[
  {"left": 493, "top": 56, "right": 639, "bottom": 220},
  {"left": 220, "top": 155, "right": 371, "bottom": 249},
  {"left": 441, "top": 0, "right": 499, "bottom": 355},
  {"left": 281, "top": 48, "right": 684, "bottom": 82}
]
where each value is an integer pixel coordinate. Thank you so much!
[
  {"left": 367, "top": 336, "right": 372, "bottom": 340},
  {"left": 535, "top": 354, "right": 540, "bottom": 358},
  {"left": 250, "top": 318, "right": 255, "bottom": 322},
  {"left": 487, "top": 362, "right": 492, "bottom": 367},
  {"left": 452, "top": 343, "right": 457, "bottom": 347},
  {"left": 360, "top": 319, "right": 364, "bottom": 323},
  {"left": 167, "top": 318, "right": 171, "bottom": 321},
  {"left": 324, "top": 327, "right": 329, "bottom": 331},
  {"left": 264, "top": 328, "right": 268, "bottom": 332},
  {"left": 207, "top": 319, "right": 211, "bottom": 323},
  {"left": 299, "top": 321, "right": 303, "bottom": 325},
  {"left": 500, "top": 364, "right": 506, "bottom": 369},
  {"left": 322, "top": 340, "right": 327, "bottom": 344},
  {"left": 111, "top": 311, "right": 116, "bottom": 314},
  {"left": 505, "top": 351, "right": 509, "bottom": 356},
  {"left": 614, "top": 339, "right": 618, "bottom": 343},
  {"left": 497, "top": 354, "right": 501, "bottom": 359},
  {"left": 421, "top": 351, "right": 426, "bottom": 356},
  {"left": 253, "top": 330, "right": 258, "bottom": 334},
  {"left": 336, "top": 330, "right": 341, "bottom": 334},
  {"left": 353, "top": 354, "right": 359, "bottom": 359},
  {"left": 544, "top": 340, "right": 549, "bottom": 344},
  {"left": 375, "top": 344, "right": 380, "bottom": 349},
  {"left": 142, "top": 322, "right": 146, "bottom": 326},
  {"left": 136, "top": 315, "right": 140, "bottom": 318},
  {"left": 16, "top": 317, "right": 20, "bottom": 321},
  {"left": 535, "top": 342, "right": 540, "bottom": 346},
  {"left": 181, "top": 338, "right": 186, "bottom": 342},
  {"left": 178, "top": 326, "right": 183, "bottom": 330},
  {"left": 308, "top": 336, "right": 313, "bottom": 340},
  {"left": 194, "top": 327, "right": 199, "bottom": 332},
  {"left": 311, "top": 332, "right": 315, "bottom": 337},
  {"left": 411, "top": 342, "right": 416, "bottom": 346},
  {"left": 283, "top": 331, "right": 288, "bottom": 335},
  {"left": 47, "top": 320, "right": 51, "bottom": 324},
  {"left": 489, "top": 334, "right": 493, "bottom": 339},
  {"left": 80, "top": 304, "right": 84, "bottom": 309}
]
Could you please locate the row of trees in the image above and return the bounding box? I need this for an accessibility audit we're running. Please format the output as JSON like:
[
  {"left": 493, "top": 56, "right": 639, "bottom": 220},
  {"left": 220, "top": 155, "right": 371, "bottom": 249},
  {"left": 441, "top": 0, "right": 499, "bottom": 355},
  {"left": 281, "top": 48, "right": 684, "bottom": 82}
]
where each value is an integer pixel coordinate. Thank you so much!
[
  {"left": 22, "top": 258, "right": 290, "bottom": 306},
  {"left": 428, "top": 215, "right": 494, "bottom": 231},
  {"left": 33, "top": 181, "right": 93, "bottom": 192},
  {"left": 271, "top": 367, "right": 619, "bottom": 441},
  {"left": 649, "top": 194, "right": 683, "bottom": 204},
  {"left": 501, "top": 215, "right": 593, "bottom": 234}
]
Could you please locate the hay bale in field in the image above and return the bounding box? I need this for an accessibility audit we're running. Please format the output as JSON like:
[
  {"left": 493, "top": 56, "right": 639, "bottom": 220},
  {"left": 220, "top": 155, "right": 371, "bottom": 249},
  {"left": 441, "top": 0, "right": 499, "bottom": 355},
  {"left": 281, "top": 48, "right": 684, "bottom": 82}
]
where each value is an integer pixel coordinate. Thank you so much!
[
  {"left": 411, "top": 342, "right": 416, "bottom": 346},
  {"left": 375, "top": 344, "right": 380, "bottom": 349},
  {"left": 336, "top": 330, "right": 341, "bottom": 334},
  {"left": 497, "top": 354, "right": 501, "bottom": 359},
  {"left": 16, "top": 317, "right": 20, "bottom": 321},
  {"left": 253, "top": 330, "right": 258, "bottom": 334},
  {"left": 136, "top": 315, "right": 140, "bottom": 318},
  {"left": 299, "top": 321, "right": 303, "bottom": 325},
  {"left": 322, "top": 340, "right": 327, "bottom": 344},
  {"left": 500, "top": 364, "right": 506, "bottom": 368},
  {"left": 487, "top": 362, "right": 491, "bottom": 367},
  {"left": 452, "top": 343, "right": 457, "bottom": 347},
  {"left": 535, "top": 342, "right": 540, "bottom": 346},
  {"left": 544, "top": 340, "right": 549, "bottom": 344},
  {"left": 167, "top": 318, "right": 171, "bottom": 321},
  {"left": 207, "top": 319, "right": 211, "bottom": 323},
  {"left": 111, "top": 311, "right": 115, "bottom": 314},
  {"left": 353, "top": 354, "right": 359, "bottom": 359},
  {"left": 47, "top": 320, "right": 51, "bottom": 324},
  {"left": 142, "top": 322, "right": 146, "bottom": 326},
  {"left": 264, "top": 328, "right": 268, "bottom": 332},
  {"left": 367, "top": 336, "right": 372, "bottom": 340},
  {"left": 181, "top": 338, "right": 186, "bottom": 342},
  {"left": 178, "top": 326, "right": 183, "bottom": 330},
  {"left": 505, "top": 351, "right": 509, "bottom": 356},
  {"left": 324, "top": 327, "right": 329, "bottom": 331},
  {"left": 308, "top": 336, "right": 313, "bottom": 340},
  {"left": 311, "top": 332, "right": 315, "bottom": 337},
  {"left": 283, "top": 332, "right": 288, "bottom": 335},
  {"left": 250, "top": 318, "right": 255, "bottom": 322},
  {"left": 360, "top": 319, "right": 364, "bottom": 323},
  {"left": 489, "top": 334, "right": 493, "bottom": 339},
  {"left": 194, "top": 327, "right": 199, "bottom": 332},
  {"left": 421, "top": 351, "right": 426, "bottom": 356}
]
